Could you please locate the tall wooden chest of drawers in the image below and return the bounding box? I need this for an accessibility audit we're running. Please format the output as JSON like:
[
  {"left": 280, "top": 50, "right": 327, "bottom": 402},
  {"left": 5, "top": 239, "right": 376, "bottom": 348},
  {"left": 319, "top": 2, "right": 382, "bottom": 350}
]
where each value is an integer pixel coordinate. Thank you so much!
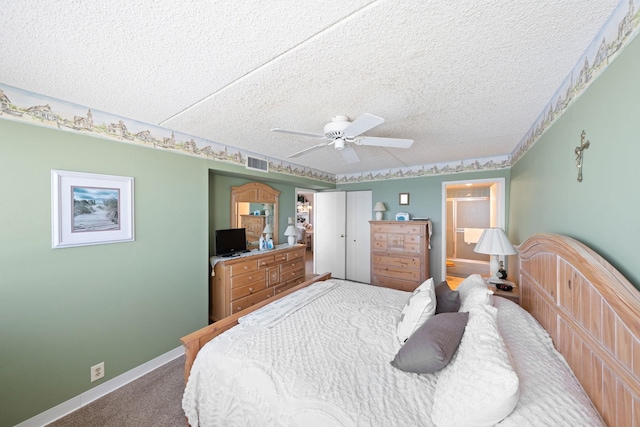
[
  {"left": 370, "top": 221, "right": 430, "bottom": 292},
  {"left": 210, "top": 245, "right": 306, "bottom": 322}
]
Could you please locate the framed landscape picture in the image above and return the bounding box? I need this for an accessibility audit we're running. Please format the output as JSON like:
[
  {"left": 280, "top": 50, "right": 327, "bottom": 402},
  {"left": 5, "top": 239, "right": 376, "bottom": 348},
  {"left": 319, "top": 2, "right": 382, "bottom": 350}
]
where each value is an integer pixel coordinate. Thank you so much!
[{"left": 51, "top": 170, "right": 134, "bottom": 248}]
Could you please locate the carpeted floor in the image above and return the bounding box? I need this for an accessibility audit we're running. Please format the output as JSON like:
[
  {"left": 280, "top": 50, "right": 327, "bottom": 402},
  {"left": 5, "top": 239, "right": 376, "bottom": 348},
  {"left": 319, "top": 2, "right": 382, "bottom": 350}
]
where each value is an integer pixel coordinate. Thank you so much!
[{"left": 47, "top": 355, "right": 186, "bottom": 427}]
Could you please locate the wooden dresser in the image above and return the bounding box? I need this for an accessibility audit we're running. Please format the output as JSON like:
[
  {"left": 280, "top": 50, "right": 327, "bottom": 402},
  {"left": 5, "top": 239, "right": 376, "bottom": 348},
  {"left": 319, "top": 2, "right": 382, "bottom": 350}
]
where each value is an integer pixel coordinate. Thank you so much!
[
  {"left": 210, "top": 245, "right": 306, "bottom": 322},
  {"left": 370, "top": 221, "right": 430, "bottom": 292}
]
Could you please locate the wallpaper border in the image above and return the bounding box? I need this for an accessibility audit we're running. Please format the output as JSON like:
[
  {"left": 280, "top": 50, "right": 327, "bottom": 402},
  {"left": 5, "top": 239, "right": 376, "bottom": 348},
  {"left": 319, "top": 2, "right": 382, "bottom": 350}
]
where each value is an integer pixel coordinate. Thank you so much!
[{"left": 1, "top": 1, "right": 638, "bottom": 184}]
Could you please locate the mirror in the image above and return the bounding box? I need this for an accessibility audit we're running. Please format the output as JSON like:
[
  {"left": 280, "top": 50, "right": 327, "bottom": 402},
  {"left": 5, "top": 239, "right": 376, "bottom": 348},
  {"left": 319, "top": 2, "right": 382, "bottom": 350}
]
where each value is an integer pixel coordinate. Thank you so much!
[{"left": 230, "top": 182, "right": 279, "bottom": 249}]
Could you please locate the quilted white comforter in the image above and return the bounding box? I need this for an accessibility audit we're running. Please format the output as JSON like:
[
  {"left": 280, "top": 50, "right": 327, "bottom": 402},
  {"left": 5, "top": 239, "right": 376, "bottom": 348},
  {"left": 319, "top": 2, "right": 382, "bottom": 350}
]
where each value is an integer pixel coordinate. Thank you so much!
[{"left": 182, "top": 279, "right": 603, "bottom": 426}]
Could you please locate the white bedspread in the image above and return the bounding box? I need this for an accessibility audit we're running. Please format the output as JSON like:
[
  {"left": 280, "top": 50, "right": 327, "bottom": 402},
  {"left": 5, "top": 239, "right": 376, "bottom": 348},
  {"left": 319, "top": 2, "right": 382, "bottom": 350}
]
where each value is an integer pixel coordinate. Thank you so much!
[{"left": 183, "top": 279, "right": 603, "bottom": 427}]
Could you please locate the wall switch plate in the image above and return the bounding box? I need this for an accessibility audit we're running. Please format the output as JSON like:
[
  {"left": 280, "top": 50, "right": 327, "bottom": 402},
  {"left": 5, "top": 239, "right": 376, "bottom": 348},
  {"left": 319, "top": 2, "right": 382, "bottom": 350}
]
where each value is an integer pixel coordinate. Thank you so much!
[{"left": 90, "top": 362, "right": 105, "bottom": 382}]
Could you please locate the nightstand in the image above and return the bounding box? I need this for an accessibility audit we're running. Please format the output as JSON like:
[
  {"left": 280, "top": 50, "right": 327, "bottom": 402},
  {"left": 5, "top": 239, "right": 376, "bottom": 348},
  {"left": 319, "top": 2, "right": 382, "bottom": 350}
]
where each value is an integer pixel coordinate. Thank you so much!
[{"left": 486, "top": 279, "right": 519, "bottom": 304}]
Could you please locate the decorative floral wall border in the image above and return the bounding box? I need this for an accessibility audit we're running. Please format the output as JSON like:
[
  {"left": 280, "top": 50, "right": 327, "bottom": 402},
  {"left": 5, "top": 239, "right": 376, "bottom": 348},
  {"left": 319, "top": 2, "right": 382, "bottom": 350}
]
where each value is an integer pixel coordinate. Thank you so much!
[
  {"left": 1, "top": 1, "right": 638, "bottom": 184},
  {"left": 509, "top": 0, "right": 640, "bottom": 166},
  {"left": 0, "top": 84, "right": 335, "bottom": 184}
]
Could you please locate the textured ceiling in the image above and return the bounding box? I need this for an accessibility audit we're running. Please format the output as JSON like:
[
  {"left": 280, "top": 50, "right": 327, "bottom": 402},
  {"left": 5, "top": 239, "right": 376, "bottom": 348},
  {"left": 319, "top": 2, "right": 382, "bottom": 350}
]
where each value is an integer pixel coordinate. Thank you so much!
[{"left": 0, "top": 0, "right": 619, "bottom": 175}]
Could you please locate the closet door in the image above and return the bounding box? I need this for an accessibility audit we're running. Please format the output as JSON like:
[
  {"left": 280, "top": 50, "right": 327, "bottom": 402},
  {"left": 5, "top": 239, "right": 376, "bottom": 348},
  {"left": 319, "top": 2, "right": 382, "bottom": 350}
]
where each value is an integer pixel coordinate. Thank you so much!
[
  {"left": 314, "top": 191, "right": 347, "bottom": 278},
  {"left": 346, "top": 191, "right": 371, "bottom": 283}
]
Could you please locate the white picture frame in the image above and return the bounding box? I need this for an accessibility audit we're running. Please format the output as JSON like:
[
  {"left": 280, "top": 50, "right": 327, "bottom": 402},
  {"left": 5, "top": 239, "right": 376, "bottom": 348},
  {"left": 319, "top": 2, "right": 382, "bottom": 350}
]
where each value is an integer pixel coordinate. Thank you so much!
[{"left": 51, "top": 170, "right": 134, "bottom": 248}]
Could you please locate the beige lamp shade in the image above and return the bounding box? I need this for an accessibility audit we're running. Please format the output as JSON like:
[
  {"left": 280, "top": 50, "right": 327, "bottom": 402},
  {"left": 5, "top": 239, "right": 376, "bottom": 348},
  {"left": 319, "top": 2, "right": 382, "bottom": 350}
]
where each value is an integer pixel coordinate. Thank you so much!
[
  {"left": 474, "top": 228, "right": 516, "bottom": 279},
  {"left": 284, "top": 224, "right": 297, "bottom": 245},
  {"left": 262, "top": 224, "right": 274, "bottom": 241},
  {"left": 373, "top": 202, "right": 386, "bottom": 220}
]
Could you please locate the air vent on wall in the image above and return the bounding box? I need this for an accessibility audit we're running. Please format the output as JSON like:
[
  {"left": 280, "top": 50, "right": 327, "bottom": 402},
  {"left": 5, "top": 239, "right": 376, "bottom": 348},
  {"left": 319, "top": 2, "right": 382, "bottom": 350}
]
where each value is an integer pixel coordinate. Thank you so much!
[{"left": 246, "top": 156, "right": 268, "bottom": 172}]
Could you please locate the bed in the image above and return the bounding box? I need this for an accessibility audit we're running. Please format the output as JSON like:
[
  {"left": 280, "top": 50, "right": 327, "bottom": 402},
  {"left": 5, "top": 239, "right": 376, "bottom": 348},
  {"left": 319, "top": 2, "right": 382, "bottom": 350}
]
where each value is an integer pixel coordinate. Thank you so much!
[{"left": 181, "top": 234, "right": 640, "bottom": 426}]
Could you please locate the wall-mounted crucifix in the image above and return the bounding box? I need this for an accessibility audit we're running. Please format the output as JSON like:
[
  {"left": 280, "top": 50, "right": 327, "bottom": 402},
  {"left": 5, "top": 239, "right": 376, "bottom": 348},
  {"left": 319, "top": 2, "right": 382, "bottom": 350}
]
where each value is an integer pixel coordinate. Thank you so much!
[{"left": 575, "top": 130, "right": 590, "bottom": 182}]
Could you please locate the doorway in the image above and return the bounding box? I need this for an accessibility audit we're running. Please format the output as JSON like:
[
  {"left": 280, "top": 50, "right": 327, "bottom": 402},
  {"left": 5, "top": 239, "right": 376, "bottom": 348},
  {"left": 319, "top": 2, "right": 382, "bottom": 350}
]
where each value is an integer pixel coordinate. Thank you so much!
[
  {"left": 440, "top": 178, "right": 506, "bottom": 285},
  {"left": 295, "top": 188, "right": 315, "bottom": 278}
]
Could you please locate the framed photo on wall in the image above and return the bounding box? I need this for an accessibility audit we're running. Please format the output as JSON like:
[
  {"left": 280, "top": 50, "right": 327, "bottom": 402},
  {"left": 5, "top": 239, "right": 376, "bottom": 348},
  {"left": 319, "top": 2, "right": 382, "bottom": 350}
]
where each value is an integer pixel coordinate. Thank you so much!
[
  {"left": 51, "top": 170, "right": 134, "bottom": 248},
  {"left": 399, "top": 193, "right": 410, "bottom": 205}
]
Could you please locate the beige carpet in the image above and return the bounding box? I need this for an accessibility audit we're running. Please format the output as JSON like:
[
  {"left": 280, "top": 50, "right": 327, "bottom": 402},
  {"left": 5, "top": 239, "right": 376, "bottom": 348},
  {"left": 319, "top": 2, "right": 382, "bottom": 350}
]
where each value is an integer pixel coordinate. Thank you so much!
[{"left": 47, "top": 355, "right": 185, "bottom": 427}]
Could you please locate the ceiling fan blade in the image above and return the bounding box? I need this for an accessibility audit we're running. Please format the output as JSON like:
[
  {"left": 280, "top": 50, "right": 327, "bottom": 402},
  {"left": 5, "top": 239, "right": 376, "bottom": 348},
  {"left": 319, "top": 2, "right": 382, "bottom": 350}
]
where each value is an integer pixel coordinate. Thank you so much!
[
  {"left": 356, "top": 136, "right": 414, "bottom": 148},
  {"left": 339, "top": 146, "right": 360, "bottom": 163},
  {"left": 343, "top": 113, "right": 385, "bottom": 137},
  {"left": 287, "top": 142, "right": 328, "bottom": 158},
  {"left": 271, "top": 128, "right": 325, "bottom": 139}
]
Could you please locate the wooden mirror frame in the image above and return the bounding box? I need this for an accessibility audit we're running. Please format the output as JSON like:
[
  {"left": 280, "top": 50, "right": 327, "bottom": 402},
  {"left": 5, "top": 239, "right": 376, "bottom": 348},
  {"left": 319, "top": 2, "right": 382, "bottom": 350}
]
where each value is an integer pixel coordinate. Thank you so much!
[{"left": 230, "top": 182, "right": 280, "bottom": 246}]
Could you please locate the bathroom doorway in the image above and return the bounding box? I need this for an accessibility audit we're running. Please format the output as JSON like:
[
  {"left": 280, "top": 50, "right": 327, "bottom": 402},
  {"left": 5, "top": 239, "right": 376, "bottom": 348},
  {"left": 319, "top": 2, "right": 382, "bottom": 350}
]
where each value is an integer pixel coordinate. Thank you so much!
[{"left": 440, "top": 178, "right": 506, "bottom": 285}]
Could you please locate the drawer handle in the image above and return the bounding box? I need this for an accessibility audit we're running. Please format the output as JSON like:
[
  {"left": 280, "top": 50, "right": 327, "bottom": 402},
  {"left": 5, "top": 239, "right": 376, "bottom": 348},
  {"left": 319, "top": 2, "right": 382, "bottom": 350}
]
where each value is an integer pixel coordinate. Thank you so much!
[
  {"left": 237, "top": 306, "right": 242, "bottom": 311},
  {"left": 249, "top": 287, "right": 253, "bottom": 292},
  {"left": 243, "top": 266, "right": 249, "bottom": 270}
]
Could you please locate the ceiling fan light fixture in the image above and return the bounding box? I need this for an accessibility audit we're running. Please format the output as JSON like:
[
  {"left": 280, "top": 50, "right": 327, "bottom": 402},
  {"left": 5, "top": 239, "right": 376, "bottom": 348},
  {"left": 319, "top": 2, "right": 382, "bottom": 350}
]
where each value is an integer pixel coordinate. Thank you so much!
[{"left": 334, "top": 138, "right": 345, "bottom": 150}]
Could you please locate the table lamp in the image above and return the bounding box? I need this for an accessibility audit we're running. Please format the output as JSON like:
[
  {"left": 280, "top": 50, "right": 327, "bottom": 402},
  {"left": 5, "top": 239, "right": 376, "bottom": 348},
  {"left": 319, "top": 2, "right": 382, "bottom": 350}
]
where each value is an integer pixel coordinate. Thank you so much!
[
  {"left": 284, "top": 224, "right": 297, "bottom": 245},
  {"left": 373, "top": 202, "right": 386, "bottom": 220},
  {"left": 473, "top": 227, "right": 517, "bottom": 279},
  {"left": 262, "top": 224, "right": 274, "bottom": 241}
]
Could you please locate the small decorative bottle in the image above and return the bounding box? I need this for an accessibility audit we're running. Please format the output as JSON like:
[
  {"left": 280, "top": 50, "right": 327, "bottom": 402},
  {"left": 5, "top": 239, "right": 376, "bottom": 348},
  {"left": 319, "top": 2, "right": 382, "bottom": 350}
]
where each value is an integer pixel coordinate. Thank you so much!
[
  {"left": 497, "top": 261, "right": 508, "bottom": 279},
  {"left": 259, "top": 235, "right": 265, "bottom": 251},
  {"left": 268, "top": 238, "right": 274, "bottom": 250}
]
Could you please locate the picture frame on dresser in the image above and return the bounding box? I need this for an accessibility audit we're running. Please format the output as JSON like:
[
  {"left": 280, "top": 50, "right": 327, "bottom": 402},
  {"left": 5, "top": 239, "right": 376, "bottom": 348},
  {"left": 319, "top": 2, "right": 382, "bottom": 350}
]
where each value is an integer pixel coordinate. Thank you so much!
[{"left": 51, "top": 170, "right": 134, "bottom": 248}]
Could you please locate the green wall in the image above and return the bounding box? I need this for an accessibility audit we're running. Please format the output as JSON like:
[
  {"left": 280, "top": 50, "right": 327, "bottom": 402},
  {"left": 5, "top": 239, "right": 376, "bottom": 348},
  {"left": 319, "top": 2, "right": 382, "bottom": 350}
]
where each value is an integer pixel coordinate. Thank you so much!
[
  {"left": 338, "top": 169, "right": 511, "bottom": 281},
  {"left": 0, "top": 119, "right": 331, "bottom": 426},
  {"left": 510, "top": 36, "right": 640, "bottom": 289}
]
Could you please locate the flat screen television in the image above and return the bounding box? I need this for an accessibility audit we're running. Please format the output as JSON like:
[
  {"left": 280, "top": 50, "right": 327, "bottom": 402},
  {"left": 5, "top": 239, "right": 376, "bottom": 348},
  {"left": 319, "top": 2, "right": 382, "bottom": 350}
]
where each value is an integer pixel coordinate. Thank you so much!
[{"left": 215, "top": 228, "right": 248, "bottom": 257}]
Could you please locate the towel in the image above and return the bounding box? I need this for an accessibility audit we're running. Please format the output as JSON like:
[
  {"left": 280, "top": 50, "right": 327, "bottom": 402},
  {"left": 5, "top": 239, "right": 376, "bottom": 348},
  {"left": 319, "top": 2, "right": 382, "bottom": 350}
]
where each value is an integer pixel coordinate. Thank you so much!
[{"left": 463, "top": 228, "right": 485, "bottom": 244}]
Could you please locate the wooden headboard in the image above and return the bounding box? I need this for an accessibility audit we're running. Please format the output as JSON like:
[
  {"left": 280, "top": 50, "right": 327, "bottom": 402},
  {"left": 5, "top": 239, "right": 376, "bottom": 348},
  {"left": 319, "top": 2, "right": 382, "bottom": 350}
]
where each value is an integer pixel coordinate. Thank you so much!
[{"left": 518, "top": 234, "right": 640, "bottom": 426}]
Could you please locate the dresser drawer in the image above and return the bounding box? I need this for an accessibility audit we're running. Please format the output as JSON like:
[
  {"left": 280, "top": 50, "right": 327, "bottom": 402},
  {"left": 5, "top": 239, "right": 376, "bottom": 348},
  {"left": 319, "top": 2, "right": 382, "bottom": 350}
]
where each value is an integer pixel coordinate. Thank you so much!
[
  {"left": 257, "top": 252, "right": 288, "bottom": 267},
  {"left": 281, "top": 258, "right": 305, "bottom": 273},
  {"left": 266, "top": 266, "right": 281, "bottom": 286},
  {"left": 372, "top": 223, "right": 423, "bottom": 235},
  {"left": 231, "top": 287, "right": 273, "bottom": 314},
  {"left": 228, "top": 258, "right": 259, "bottom": 276},
  {"left": 287, "top": 247, "right": 305, "bottom": 261},
  {"left": 372, "top": 276, "right": 420, "bottom": 292},
  {"left": 280, "top": 266, "right": 305, "bottom": 282},
  {"left": 373, "top": 266, "right": 421, "bottom": 282},
  {"left": 231, "top": 279, "right": 268, "bottom": 301},
  {"left": 372, "top": 254, "right": 421, "bottom": 269},
  {"left": 373, "top": 233, "right": 422, "bottom": 253},
  {"left": 229, "top": 269, "right": 266, "bottom": 289}
]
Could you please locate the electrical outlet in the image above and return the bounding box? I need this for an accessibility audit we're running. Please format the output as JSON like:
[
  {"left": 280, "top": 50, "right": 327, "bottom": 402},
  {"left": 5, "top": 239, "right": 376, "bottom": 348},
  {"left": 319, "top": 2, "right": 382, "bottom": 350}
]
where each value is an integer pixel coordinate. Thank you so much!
[{"left": 90, "top": 362, "right": 105, "bottom": 382}]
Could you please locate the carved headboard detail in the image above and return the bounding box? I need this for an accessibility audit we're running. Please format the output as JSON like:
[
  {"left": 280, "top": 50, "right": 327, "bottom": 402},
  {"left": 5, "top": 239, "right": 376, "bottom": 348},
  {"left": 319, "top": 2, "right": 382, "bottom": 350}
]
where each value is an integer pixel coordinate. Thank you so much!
[{"left": 518, "top": 234, "right": 640, "bottom": 426}]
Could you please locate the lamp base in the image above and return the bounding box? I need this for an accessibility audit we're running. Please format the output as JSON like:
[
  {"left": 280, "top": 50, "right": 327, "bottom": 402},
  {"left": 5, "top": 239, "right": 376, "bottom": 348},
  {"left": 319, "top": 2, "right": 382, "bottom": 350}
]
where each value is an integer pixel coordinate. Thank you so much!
[
  {"left": 489, "top": 255, "right": 500, "bottom": 280},
  {"left": 375, "top": 211, "right": 383, "bottom": 220},
  {"left": 287, "top": 235, "right": 296, "bottom": 246}
]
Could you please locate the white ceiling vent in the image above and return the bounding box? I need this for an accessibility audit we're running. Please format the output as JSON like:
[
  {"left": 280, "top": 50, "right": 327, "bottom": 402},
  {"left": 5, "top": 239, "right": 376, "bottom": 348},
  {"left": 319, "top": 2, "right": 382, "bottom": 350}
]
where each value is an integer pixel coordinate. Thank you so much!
[{"left": 246, "top": 156, "right": 268, "bottom": 173}]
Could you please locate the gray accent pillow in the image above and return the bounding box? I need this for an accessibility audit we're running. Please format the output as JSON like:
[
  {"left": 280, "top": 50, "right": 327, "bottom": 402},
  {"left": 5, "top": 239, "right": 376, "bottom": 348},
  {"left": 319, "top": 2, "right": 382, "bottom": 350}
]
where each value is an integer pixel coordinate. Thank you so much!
[
  {"left": 435, "top": 280, "right": 461, "bottom": 314},
  {"left": 390, "top": 311, "right": 469, "bottom": 374}
]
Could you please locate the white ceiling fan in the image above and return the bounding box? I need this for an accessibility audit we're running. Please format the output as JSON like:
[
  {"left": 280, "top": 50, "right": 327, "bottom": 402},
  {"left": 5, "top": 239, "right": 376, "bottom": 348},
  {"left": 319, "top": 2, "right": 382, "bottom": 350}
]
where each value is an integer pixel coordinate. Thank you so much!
[{"left": 270, "top": 113, "right": 413, "bottom": 163}]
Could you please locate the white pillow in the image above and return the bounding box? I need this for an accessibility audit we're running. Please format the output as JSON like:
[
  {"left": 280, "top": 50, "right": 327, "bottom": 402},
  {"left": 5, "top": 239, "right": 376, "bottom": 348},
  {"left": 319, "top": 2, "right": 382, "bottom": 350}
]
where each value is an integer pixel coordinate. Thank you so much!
[
  {"left": 459, "top": 286, "right": 493, "bottom": 312},
  {"left": 431, "top": 304, "right": 520, "bottom": 427},
  {"left": 396, "top": 278, "right": 436, "bottom": 345},
  {"left": 455, "top": 274, "right": 487, "bottom": 305}
]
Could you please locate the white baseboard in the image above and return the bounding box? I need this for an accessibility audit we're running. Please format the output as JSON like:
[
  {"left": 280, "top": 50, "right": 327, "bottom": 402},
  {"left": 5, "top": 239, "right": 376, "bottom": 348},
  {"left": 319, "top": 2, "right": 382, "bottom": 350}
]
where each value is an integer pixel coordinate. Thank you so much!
[{"left": 15, "top": 346, "right": 184, "bottom": 427}]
